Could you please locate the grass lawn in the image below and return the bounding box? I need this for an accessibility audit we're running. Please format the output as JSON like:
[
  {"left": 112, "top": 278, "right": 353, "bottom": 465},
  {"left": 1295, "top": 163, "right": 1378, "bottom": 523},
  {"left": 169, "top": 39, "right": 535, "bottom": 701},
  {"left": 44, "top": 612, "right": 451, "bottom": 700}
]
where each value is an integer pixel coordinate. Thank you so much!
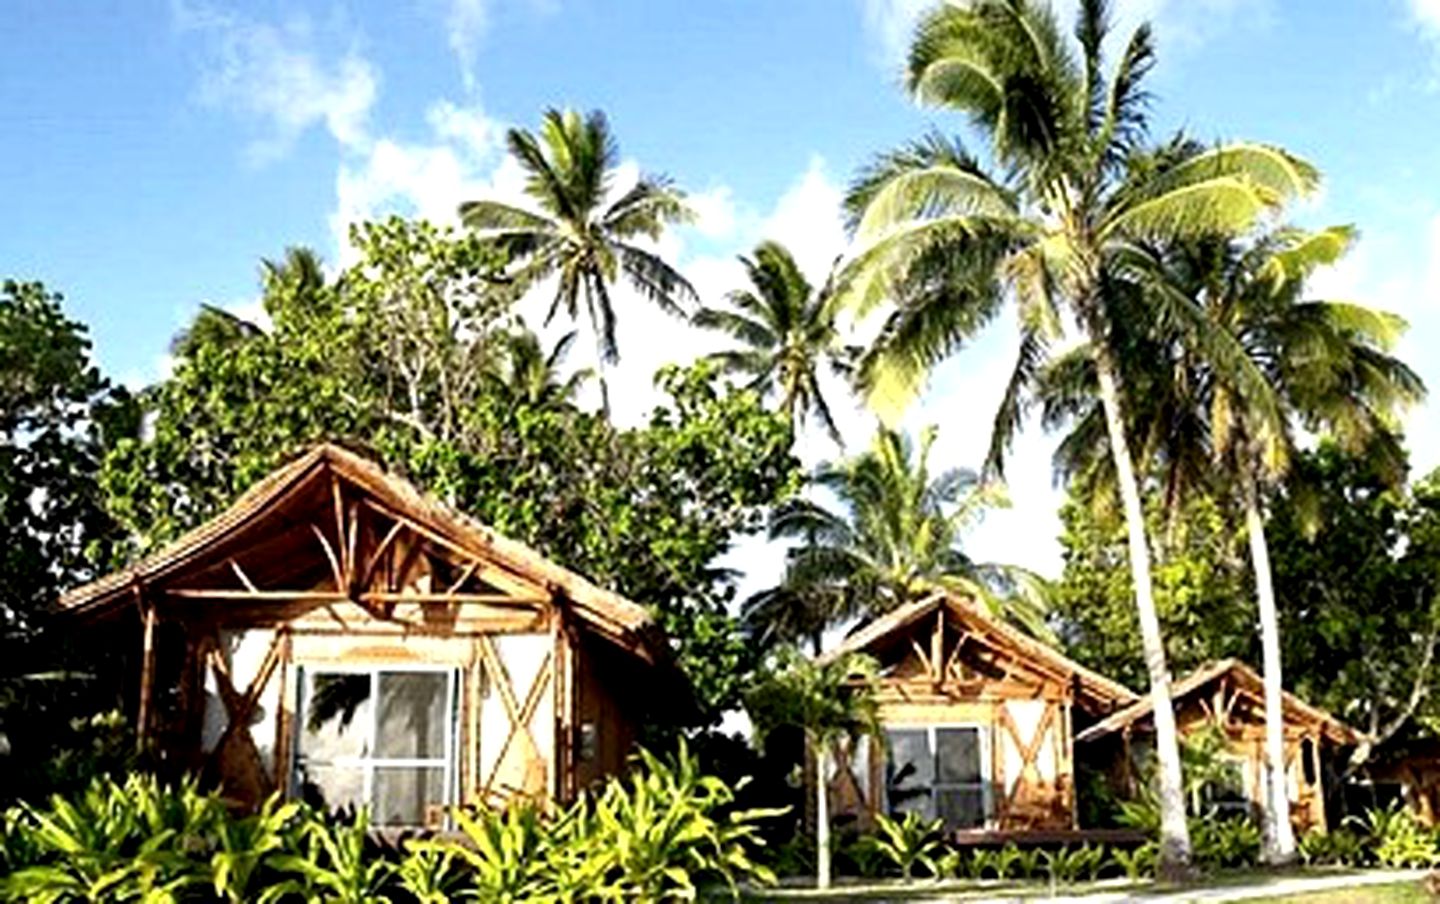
[
  {"left": 1242, "top": 881, "right": 1430, "bottom": 903},
  {"left": 742, "top": 869, "right": 1431, "bottom": 902}
]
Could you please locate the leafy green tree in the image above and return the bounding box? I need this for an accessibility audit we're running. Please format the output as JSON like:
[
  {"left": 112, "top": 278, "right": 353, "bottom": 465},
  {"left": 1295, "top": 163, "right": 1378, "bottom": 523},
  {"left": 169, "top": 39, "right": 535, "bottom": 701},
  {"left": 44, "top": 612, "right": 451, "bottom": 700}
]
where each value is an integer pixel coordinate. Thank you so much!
[
  {"left": 0, "top": 280, "right": 134, "bottom": 802},
  {"left": 752, "top": 425, "right": 1049, "bottom": 648},
  {"left": 102, "top": 219, "right": 799, "bottom": 720},
  {"left": 459, "top": 109, "right": 696, "bottom": 374},
  {"left": 1041, "top": 222, "right": 1423, "bottom": 860},
  {"left": 1053, "top": 486, "right": 1255, "bottom": 690},
  {"left": 483, "top": 327, "right": 593, "bottom": 412},
  {"left": 1161, "top": 228, "right": 1418, "bottom": 861},
  {"left": 1269, "top": 442, "right": 1440, "bottom": 770},
  {"left": 745, "top": 649, "right": 879, "bottom": 890},
  {"left": 694, "top": 241, "right": 851, "bottom": 446},
  {"left": 841, "top": 0, "right": 1317, "bottom": 872}
]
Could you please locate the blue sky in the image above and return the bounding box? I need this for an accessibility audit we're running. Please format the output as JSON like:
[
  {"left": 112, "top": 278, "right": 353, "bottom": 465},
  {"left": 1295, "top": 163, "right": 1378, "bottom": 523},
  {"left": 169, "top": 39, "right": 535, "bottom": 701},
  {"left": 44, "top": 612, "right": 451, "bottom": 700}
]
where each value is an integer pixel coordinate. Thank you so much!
[{"left": 5, "top": 0, "right": 1440, "bottom": 578}]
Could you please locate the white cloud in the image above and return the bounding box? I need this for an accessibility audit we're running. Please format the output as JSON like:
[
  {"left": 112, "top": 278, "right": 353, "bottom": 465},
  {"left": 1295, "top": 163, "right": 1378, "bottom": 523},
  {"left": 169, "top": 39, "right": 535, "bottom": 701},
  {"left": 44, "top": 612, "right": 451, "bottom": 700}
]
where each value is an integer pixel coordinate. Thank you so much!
[
  {"left": 175, "top": 2, "right": 378, "bottom": 161},
  {"left": 1413, "top": 0, "right": 1440, "bottom": 33},
  {"left": 859, "top": 0, "right": 1268, "bottom": 70},
  {"left": 330, "top": 100, "right": 513, "bottom": 261},
  {"left": 446, "top": 0, "right": 489, "bottom": 91},
  {"left": 688, "top": 185, "right": 740, "bottom": 241},
  {"left": 427, "top": 99, "right": 502, "bottom": 159}
]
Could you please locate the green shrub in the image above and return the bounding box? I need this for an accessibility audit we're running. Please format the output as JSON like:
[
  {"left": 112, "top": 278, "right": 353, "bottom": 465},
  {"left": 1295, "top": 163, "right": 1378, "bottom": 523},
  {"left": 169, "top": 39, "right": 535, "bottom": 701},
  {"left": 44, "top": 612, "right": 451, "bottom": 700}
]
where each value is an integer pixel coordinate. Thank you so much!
[
  {"left": 0, "top": 773, "right": 221, "bottom": 903},
  {"left": 591, "top": 742, "right": 780, "bottom": 898},
  {"left": 0, "top": 740, "right": 781, "bottom": 903},
  {"left": 1298, "top": 826, "right": 1366, "bottom": 867},
  {"left": 1348, "top": 801, "right": 1439, "bottom": 868},
  {"left": 263, "top": 809, "right": 396, "bottom": 903},
  {"left": 1040, "top": 844, "right": 1105, "bottom": 884},
  {"left": 1107, "top": 842, "right": 1157, "bottom": 881},
  {"left": 857, "top": 812, "right": 946, "bottom": 880},
  {"left": 394, "top": 840, "right": 470, "bottom": 904},
  {"left": 207, "top": 795, "right": 303, "bottom": 902},
  {"left": 965, "top": 847, "right": 1001, "bottom": 879},
  {"left": 1189, "top": 815, "right": 1261, "bottom": 870}
]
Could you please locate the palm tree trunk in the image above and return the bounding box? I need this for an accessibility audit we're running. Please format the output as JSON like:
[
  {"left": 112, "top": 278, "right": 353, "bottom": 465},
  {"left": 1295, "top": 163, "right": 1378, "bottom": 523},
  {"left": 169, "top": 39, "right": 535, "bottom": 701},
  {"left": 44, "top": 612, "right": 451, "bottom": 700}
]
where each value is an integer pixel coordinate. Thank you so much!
[
  {"left": 1243, "top": 473, "right": 1296, "bottom": 864},
  {"left": 1092, "top": 345, "right": 1193, "bottom": 878},
  {"left": 816, "top": 740, "right": 832, "bottom": 889}
]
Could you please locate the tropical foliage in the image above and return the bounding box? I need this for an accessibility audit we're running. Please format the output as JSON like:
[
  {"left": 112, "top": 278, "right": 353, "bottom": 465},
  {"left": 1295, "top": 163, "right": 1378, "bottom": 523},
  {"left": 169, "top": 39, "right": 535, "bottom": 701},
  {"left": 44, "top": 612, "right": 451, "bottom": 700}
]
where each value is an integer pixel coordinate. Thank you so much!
[
  {"left": 694, "top": 240, "right": 851, "bottom": 445},
  {"left": 98, "top": 219, "right": 800, "bottom": 721},
  {"left": 841, "top": 0, "right": 1320, "bottom": 873},
  {"left": 745, "top": 649, "right": 878, "bottom": 890},
  {"left": 745, "top": 425, "right": 1049, "bottom": 651},
  {"left": 0, "top": 281, "right": 135, "bottom": 805},
  {"left": 0, "top": 744, "right": 779, "bottom": 903},
  {"left": 459, "top": 108, "right": 696, "bottom": 369}
]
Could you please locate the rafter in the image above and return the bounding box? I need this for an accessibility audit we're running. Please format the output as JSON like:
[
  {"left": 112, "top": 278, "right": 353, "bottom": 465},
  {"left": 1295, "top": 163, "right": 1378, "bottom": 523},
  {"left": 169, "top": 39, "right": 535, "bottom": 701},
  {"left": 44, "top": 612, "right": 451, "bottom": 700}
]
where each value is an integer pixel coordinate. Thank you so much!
[
  {"left": 446, "top": 561, "right": 480, "bottom": 596},
  {"left": 228, "top": 558, "right": 259, "bottom": 594},
  {"left": 164, "top": 588, "right": 547, "bottom": 605},
  {"left": 358, "top": 498, "right": 543, "bottom": 598},
  {"left": 909, "top": 638, "right": 936, "bottom": 680},
  {"left": 310, "top": 522, "right": 347, "bottom": 593},
  {"left": 331, "top": 476, "right": 349, "bottom": 580},
  {"left": 359, "top": 519, "right": 406, "bottom": 592}
]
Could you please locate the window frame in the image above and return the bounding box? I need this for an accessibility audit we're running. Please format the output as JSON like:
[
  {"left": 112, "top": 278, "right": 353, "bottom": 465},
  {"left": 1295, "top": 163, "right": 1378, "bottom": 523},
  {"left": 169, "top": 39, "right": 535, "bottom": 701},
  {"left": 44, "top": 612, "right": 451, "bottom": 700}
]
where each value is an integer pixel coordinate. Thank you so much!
[
  {"left": 292, "top": 664, "right": 460, "bottom": 828},
  {"left": 881, "top": 722, "right": 993, "bottom": 830}
]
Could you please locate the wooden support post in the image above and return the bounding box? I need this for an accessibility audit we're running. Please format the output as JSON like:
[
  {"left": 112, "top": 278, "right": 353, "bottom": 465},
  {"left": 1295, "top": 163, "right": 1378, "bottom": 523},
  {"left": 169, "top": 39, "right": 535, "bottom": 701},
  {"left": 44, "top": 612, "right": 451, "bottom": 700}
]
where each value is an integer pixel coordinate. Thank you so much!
[
  {"left": 990, "top": 704, "right": 1004, "bottom": 827},
  {"left": 272, "top": 630, "right": 294, "bottom": 797},
  {"left": 551, "top": 602, "right": 569, "bottom": 803},
  {"left": 136, "top": 597, "right": 158, "bottom": 753},
  {"left": 466, "top": 640, "right": 484, "bottom": 804},
  {"left": 931, "top": 609, "right": 944, "bottom": 680}
]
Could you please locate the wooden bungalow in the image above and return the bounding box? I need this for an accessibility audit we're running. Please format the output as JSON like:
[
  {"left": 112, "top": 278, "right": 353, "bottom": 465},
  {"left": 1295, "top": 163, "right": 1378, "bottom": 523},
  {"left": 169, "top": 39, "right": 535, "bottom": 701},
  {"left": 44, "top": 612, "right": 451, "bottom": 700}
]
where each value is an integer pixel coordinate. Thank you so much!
[
  {"left": 1074, "top": 659, "right": 1356, "bottom": 834},
  {"left": 816, "top": 593, "right": 1139, "bottom": 840},
  {"left": 58, "top": 444, "right": 686, "bottom": 828}
]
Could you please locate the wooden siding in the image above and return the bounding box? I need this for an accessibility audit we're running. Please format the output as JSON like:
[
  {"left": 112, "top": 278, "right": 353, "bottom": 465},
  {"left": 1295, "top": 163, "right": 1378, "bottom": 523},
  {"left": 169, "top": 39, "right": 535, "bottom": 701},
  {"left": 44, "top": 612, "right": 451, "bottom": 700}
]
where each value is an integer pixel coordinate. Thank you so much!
[{"left": 825, "top": 600, "right": 1100, "bottom": 835}]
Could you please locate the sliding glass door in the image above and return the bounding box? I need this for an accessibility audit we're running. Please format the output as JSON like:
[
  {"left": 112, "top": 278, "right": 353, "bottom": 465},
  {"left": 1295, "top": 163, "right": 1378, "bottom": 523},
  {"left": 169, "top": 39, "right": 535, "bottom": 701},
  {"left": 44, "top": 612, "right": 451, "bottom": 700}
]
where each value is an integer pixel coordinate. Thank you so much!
[{"left": 294, "top": 666, "right": 458, "bottom": 828}]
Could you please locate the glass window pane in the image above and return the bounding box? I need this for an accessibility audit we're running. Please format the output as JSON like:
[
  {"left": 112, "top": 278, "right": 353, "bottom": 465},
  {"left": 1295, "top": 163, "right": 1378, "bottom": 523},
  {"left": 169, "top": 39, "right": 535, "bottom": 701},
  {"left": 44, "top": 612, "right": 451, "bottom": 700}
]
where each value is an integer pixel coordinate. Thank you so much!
[
  {"left": 374, "top": 766, "right": 447, "bottom": 827},
  {"left": 301, "top": 673, "right": 372, "bottom": 760},
  {"left": 376, "top": 672, "right": 447, "bottom": 759},
  {"left": 937, "top": 788, "right": 985, "bottom": 829},
  {"left": 885, "top": 729, "right": 934, "bottom": 815},
  {"left": 936, "top": 727, "right": 982, "bottom": 785},
  {"left": 297, "top": 764, "right": 365, "bottom": 815}
]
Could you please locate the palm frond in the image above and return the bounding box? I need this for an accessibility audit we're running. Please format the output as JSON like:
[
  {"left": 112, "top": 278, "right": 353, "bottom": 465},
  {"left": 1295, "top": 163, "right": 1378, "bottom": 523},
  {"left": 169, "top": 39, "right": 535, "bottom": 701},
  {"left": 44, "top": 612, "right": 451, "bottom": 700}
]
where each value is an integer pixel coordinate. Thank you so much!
[
  {"left": 615, "top": 241, "right": 698, "bottom": 318},
  {"left": 984, "top": 326, "right": 1050, "bottom": 480}
]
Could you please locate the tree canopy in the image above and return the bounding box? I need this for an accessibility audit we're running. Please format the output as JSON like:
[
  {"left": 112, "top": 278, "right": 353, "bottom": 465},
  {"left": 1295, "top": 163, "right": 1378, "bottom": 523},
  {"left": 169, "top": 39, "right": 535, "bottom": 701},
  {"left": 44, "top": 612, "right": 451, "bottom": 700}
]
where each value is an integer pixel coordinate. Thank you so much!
[{"left": 100, "top": 218, "right": 801, "bottom": 721}]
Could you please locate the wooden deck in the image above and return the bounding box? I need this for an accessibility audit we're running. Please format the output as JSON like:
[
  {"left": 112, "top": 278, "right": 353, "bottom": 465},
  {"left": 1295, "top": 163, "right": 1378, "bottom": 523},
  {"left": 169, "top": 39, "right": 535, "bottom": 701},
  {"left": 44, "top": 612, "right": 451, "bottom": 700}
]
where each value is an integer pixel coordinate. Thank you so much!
[{"left": 950, "top": 827, "right": 1148, "bottom": 847}]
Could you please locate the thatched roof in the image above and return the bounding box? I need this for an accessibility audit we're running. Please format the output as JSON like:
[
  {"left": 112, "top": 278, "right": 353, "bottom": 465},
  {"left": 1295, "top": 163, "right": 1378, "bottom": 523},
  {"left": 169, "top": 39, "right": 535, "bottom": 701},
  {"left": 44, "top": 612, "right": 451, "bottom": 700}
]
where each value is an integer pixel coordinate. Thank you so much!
[
  {"left": 1074, "top": 658, "right": 1357, "bottom": 745},
  {"left": 819, "top": 592, "right": 1140, "bottom": 713},
  {"left": 59, "top": 443, "right": 673, "bottom": 667}
]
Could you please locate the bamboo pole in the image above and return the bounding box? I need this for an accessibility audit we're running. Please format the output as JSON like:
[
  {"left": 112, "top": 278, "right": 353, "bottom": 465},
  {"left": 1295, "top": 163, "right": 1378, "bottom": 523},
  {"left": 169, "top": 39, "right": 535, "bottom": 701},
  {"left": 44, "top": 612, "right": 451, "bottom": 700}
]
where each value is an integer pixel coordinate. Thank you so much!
[{"left": 136, "top": 599, "right": 158, "bottom": 753}]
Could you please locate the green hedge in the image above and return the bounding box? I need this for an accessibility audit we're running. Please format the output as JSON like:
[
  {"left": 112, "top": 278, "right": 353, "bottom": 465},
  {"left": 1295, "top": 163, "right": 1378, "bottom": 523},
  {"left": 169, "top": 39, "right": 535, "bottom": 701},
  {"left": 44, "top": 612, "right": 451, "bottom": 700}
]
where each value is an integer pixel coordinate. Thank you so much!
[{"left": 0, "top": 742, "right": 780, "bottom": 903}]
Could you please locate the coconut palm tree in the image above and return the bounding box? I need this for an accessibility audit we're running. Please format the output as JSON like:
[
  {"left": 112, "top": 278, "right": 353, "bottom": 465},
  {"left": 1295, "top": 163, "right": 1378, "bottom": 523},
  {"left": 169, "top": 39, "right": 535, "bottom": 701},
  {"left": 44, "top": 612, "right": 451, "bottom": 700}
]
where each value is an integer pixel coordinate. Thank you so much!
[
  {"left": 752, "top": 425, "right": 1052, "bottom": 644},
  {"left": 458, "top": 109, "right": 697, "bottom": 385},
  {"left": 1042, "top": 224, "right": 1424, "bottom": 862},
  {"left": 693, "top": 241, "right": 851, "bottom": 446},
  {"left": 840, "top": 0, "right": 1319, "bottom": 873},
  {"left": 485, "top": 327, "right": 594, "bottom": 411},
  {"left": 744, "top": 648, "right": 879, "bottom": 891}
]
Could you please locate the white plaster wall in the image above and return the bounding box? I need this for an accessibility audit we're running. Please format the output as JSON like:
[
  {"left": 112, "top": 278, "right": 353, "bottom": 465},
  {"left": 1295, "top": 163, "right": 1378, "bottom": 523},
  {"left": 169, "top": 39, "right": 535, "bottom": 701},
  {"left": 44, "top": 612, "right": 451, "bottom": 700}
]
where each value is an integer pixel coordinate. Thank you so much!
[
  {"left": 199, "top": 628, "right": 281, "bottom": 781},
  {"left": 1002, "top": 699, "right": 1056, "bottom": 791},
  {"left": 477, "top": 633, "right": 553, "bottom": 788}
]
